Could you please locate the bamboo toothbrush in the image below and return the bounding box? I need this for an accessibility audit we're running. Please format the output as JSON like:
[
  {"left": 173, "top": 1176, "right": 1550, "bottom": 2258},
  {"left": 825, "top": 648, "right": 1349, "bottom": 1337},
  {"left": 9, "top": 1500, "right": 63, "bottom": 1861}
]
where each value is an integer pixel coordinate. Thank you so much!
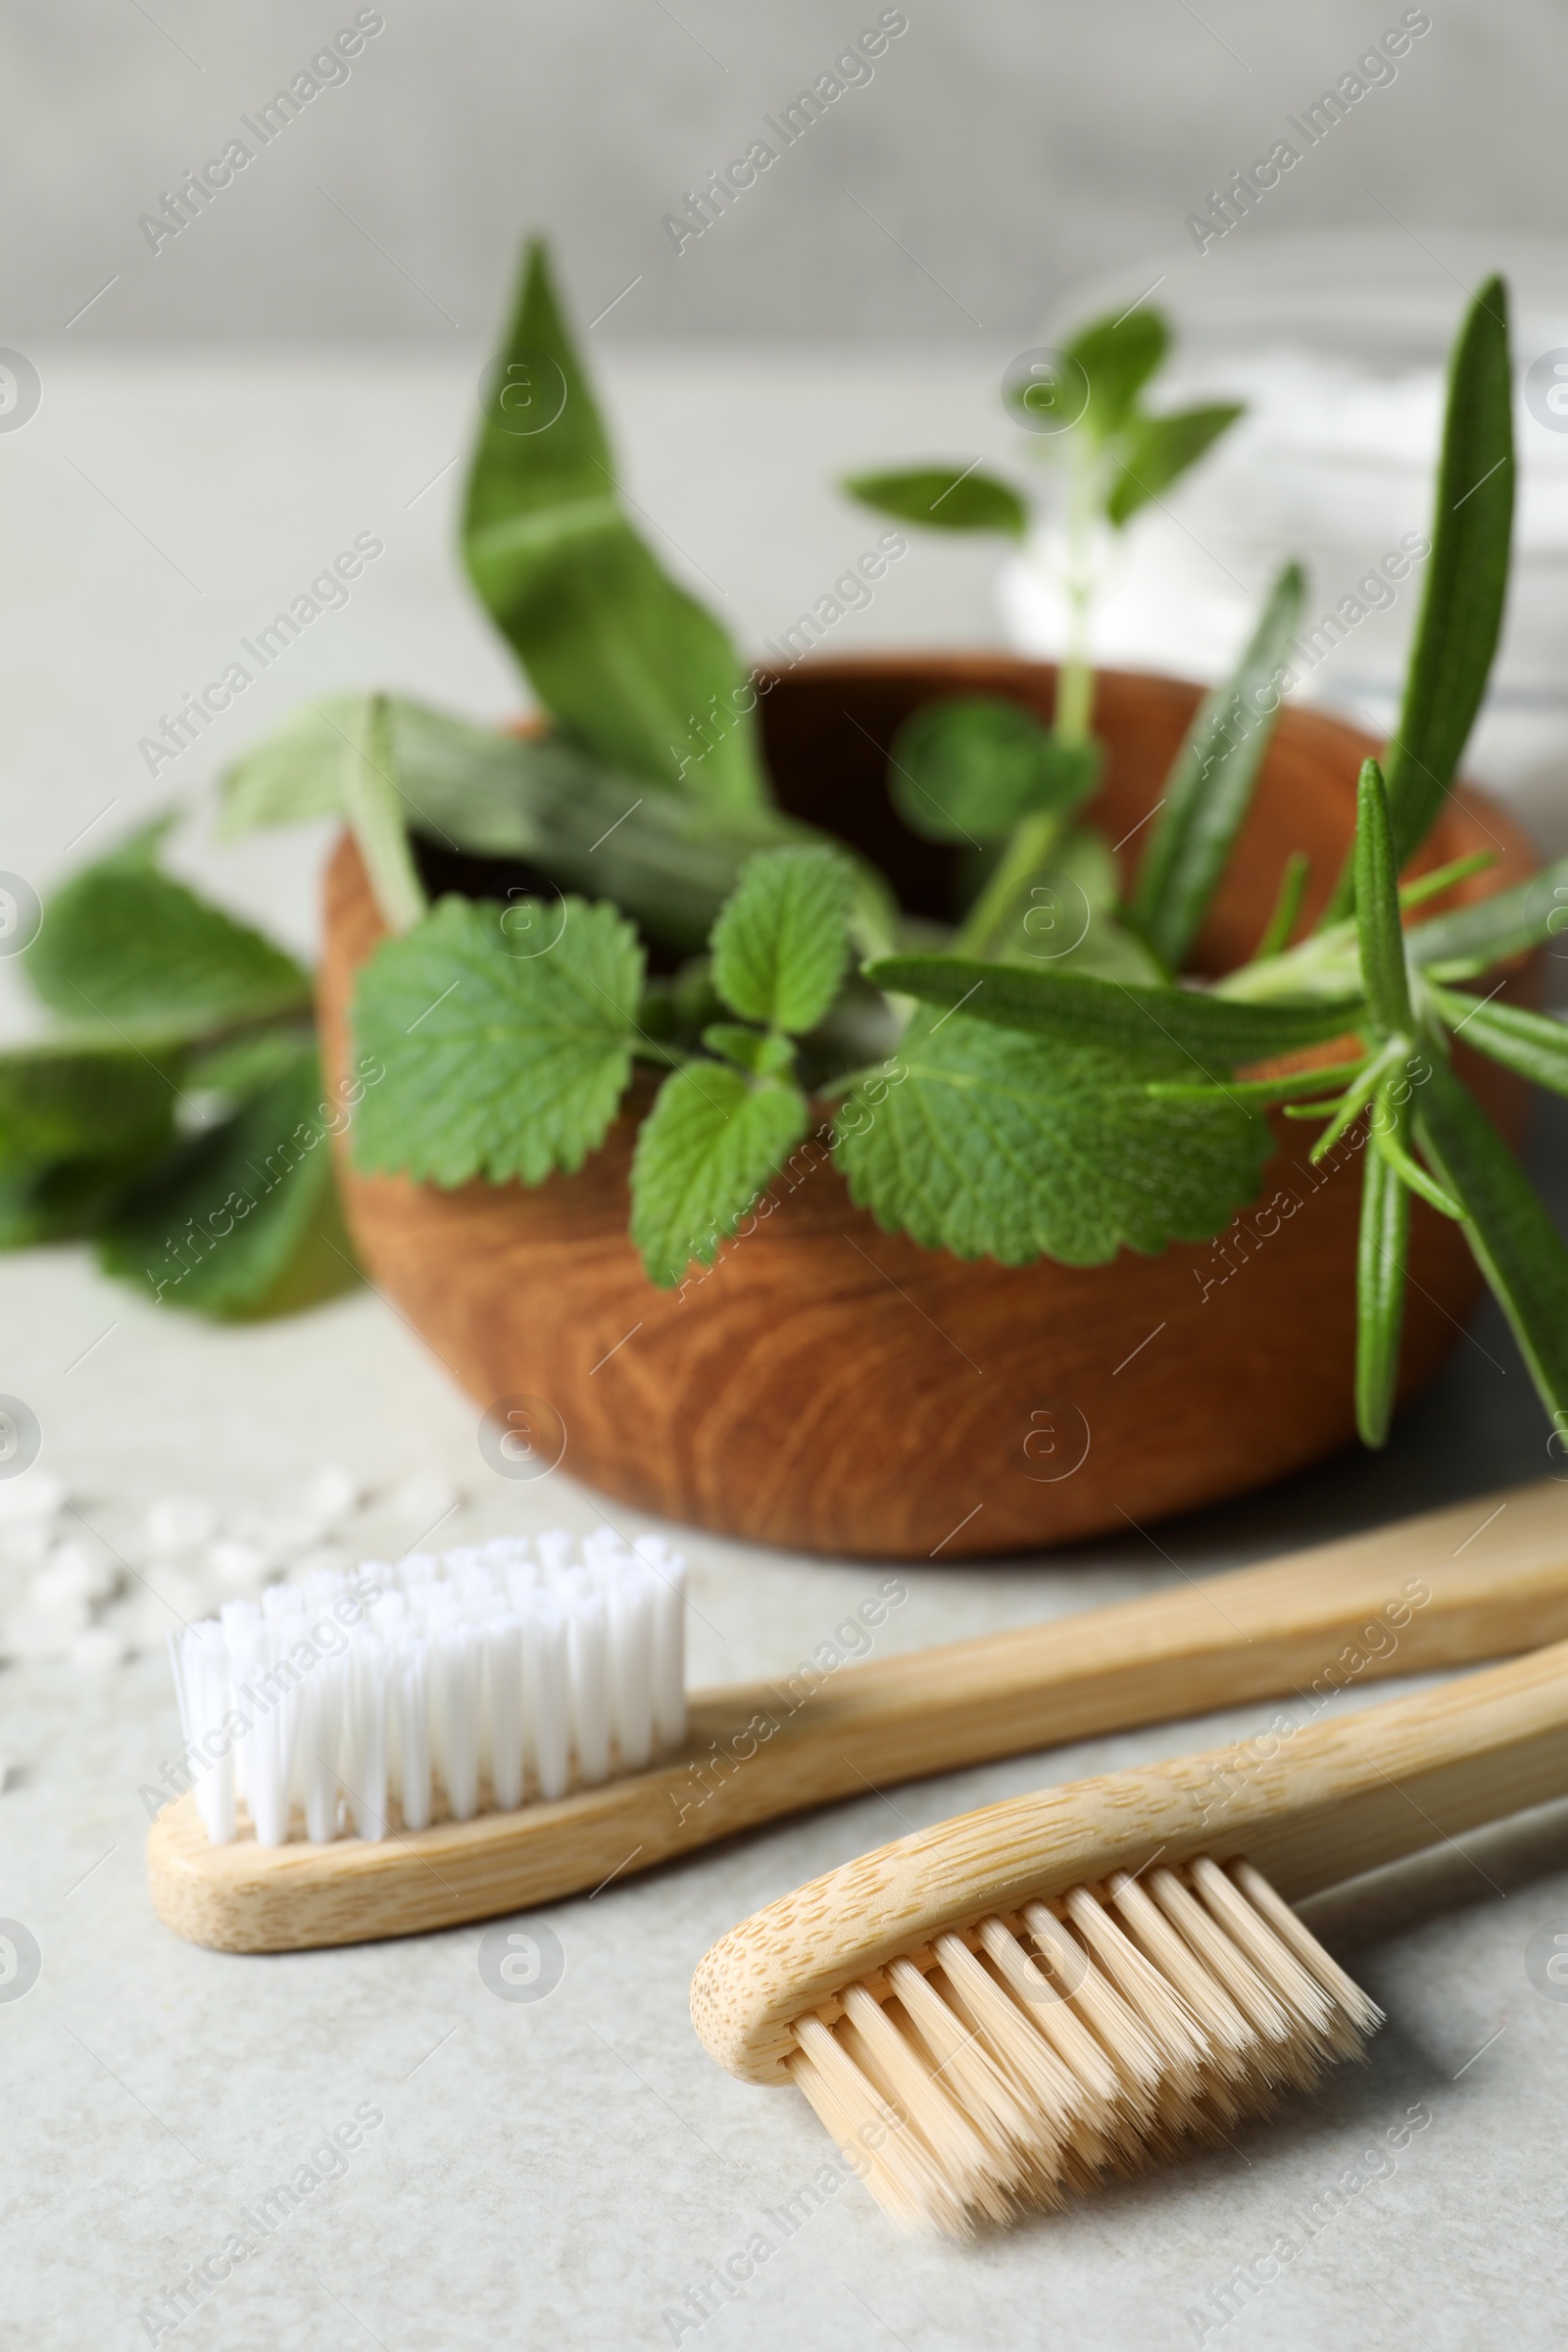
[
  {"left": 148, "top": 1478, "right": 1568, "bottom": 1953},
  {"left": 689, "top": 1637, "right": 1568, "bottom": 2233}
]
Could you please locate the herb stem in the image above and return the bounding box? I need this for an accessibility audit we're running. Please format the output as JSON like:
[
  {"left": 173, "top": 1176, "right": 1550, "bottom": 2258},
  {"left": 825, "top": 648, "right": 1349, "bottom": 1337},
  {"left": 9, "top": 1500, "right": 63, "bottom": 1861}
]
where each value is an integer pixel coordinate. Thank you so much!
[
  {"left": 1053, "top": 442, "right": 1098, "bottom": 747},
  {"left": 952, "top": 807, "right": 1069, "bottom": 959}
]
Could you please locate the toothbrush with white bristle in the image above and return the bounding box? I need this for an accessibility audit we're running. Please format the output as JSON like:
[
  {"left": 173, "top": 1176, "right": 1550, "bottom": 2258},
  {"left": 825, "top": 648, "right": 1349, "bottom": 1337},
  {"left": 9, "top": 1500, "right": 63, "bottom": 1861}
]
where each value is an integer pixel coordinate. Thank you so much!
[
  {"left": 166, "top": 1528, "right": 688, "bottom": 1848},
  {"left": 148, "top": 1480, "right": 1568, "bottom": 1956}
]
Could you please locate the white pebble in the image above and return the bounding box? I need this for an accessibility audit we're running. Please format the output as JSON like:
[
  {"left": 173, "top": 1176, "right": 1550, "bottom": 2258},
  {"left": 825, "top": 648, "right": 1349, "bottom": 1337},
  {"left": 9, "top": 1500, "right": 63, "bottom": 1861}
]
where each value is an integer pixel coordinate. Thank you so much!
[
  {"left": 146, "top": 1495, "right": 217, "bottom": 1555},
  {"left": 0, "top": 1470, "right": 65, "bottom": 1523},
  {"left": 302, "top": 1467, "right": 363, "bottom": 1527}
]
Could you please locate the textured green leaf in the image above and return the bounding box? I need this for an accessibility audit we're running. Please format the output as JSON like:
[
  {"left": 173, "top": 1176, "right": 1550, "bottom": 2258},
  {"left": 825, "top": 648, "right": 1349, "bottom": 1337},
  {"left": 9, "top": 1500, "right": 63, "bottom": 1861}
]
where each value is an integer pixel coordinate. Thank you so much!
[
  {"left": 1128, "top": 563, "right": 1304, "bottom": 972},
  {"left": 97, "top": 1039, "right": 356, "bottom": 1318},
  {"left": 889, "top": 698, "right": 1097, "bottom": 845},
  {"left": 864, "top": 955, "right": 1364, "bottom": 1066},
  {"left": 842, "top": 466, "right": 1027, "bottom": 537},
  {"left": 1062, "top": 307, "right": 1168, "bottom": 437},
  {"left": 351, "top": 894, "right": 642, "bottom": 1187},
  {"left": 0, "top": 1037, "right": 177, "bottom": 1171},
  {"left": 463, "top": 241, "right": 765, "bottom": 812},
  {"left": 1355, "top": 1090, "right": 1410, "bottom": 1447},
  {"left": 1414, "top": 1054, "right": 1568, "bottom": 1434},
  {"left": 1430, "top": 988, "right": 1568, "bottom": 1097},
  {"left": 1354, "top": 759, "right": 1414, "bottom": 1035},
  {"left": 836, "top": 1014, "right": 1272, "bottom": 1266},
  {"left": 630, "top": 1061, "right": 807, "bottom": 1285},
  {"left": 0, "top": 1154, "right": 142, "bottom": 1249},
  {"left": 27, "top": 837, "right": 309, "bottom": 1036},
  {"left": 1104, "top": 403, "right": 1245, "bottom": 526},
  {"left": 710, "top": 847, "right": 856, "bottom": 1036},
  {"left": 1407, "top": 858, "right": 1568, "bottom": 977}
]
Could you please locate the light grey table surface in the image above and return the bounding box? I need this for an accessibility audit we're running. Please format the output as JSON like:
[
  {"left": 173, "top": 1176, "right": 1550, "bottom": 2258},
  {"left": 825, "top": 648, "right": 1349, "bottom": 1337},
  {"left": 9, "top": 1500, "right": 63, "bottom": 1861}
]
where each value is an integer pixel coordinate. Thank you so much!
[{"left": 4, "top": 354, "right": 1567, "bottom": 2351}]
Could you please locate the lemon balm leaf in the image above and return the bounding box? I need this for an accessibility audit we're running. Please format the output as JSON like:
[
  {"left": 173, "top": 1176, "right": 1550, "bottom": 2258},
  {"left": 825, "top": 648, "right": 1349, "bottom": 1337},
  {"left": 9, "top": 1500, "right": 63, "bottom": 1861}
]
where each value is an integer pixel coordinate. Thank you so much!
[{"left": 350, "top": 894, "right": 643, "bottom": 1187}]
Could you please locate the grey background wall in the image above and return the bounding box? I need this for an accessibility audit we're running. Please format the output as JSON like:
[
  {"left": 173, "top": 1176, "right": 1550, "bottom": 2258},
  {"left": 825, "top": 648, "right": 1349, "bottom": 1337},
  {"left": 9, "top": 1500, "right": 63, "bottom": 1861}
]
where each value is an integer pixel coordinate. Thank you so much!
[{"left": 12, "top": 0, "right": 1563, "bottom": 352}]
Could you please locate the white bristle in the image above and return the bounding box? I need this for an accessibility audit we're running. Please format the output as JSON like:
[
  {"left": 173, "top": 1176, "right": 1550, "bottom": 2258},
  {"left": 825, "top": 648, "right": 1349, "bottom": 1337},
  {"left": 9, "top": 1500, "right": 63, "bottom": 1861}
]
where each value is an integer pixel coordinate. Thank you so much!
[
  {"left": 169, "top": 1529, "right": 687, "bottom": 1846},
  {"left": 786, "top": 1859, "right": 1383, "bottom": 2234}
]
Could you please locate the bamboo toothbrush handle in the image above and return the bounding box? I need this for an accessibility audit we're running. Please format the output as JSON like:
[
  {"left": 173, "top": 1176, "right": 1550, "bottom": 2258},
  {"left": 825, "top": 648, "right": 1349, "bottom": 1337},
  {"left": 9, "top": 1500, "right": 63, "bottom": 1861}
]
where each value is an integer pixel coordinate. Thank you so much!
[
  {"left": 148, "top": 1478, "right": 1568, "bottom": 1952},
  {"left": 693, "top": 1635, "right": 1568, "bottom": 2082}
]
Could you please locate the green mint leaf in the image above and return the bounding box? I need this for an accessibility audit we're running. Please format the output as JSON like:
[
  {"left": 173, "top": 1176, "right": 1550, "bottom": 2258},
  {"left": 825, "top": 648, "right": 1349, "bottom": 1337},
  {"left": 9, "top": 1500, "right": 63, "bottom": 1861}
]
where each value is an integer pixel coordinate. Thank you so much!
[
  {"left": 1060, "top": 306, "right": 1168, "bottom": 437},
  {"left": 630, "top": 1061, "right": 807, "bottom": 1285},
  {"left": 97, "top": 1039, "right": 357, "bottom": 1318},
  {"left": 0, "top": 1037, "right": 176, "bottom": 1170},
  {"left": 710, "top": 846, "right": 856, "bottom": 1035},
  {"left": 462, "top": 240, "right": 766, "bottom": 813},
  {"left": 1104, "top": 403, "right": 1246, "bottom": 527},
  {"left": 1354, "top": 759, "right": 1415, "bottom": 1035},
  {"left": 701, "top": 1023, "right": 796, "bottom": 1078},
  {"left": 1355, "top": 1090, "right": 1410, "bottom": 1447},
  {"left": 186, "top": 1026, "right": 317, "bottom": 1099},
  {"left": 1408, "top": 858, "right": 1568, "bottom": 977},
  {"left": 26, "top": 834, "right": 309, "bottom": 1037},
  {"left": 1127, "top": 562, "right": 1304, "bottom": 972},
  {"left": 1430, "top": 988, "right": 1568, "bottom": 1097},
  {"left": 889, "top": 698, "right": 1098, "bottom": 845},
  {"left": 351, "top": 894, "right": 642, "bottom": 1186},
  {"left": 842, "top": 466, "right": 1027, "bottom": 537},
  {"left": 1414, "top": 1054, "right": 1568, "bottom": 1436},
  {"left": 342, "top": 695, "right": 425, "bottom": 934},
  {"left": 836, "top": 1014, "right": 1272, "bottom": 1265},
  {"left": 217, "top": 701, "right": 357, "bottom": 836},
  {"left": 864, "top": 955, "right": 1364, "bottom": 1066}
]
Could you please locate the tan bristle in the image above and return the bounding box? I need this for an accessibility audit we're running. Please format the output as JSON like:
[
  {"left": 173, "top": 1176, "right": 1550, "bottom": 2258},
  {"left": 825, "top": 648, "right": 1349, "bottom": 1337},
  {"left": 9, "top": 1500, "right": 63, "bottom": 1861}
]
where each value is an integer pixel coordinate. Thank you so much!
[{"left": 783, "top": 1857, "right": 1381, "bottom": 2233}]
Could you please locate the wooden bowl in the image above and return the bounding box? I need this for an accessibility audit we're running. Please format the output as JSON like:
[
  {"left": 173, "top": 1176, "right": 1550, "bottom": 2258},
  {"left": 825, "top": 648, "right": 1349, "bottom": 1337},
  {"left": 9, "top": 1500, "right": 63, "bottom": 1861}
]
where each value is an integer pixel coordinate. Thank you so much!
[{"left": 317, "top": 657, "right": 1537, "bottom": 1559}]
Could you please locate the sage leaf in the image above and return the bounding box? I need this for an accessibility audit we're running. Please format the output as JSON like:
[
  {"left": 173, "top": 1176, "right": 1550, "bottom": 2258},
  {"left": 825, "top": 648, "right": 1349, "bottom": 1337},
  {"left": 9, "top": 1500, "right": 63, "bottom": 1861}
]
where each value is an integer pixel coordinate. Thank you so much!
[
  {"left": 0, "top": 1037, "right": 176, "bottom": 1170},
  {"left": 98, "top": 1038, "right": 355, "bottom": 1318},
  {"left": 842, "top": 466, "right": 1028, "bottom": 537},
  {"left": 463, "top": 240, "right": 767, "bottom": 812},
  {"left": 351, "top": 894, "right": 643, "bottom": 1187},
  {"left": 864, "top": 955, "right": 1365, "bottom": 1066},
  {"left": 26, "top": 830, "right": 309, "bottom": 1037},
  {"left": 836, "top": 1013, "right": 1273, "bottom": 1266},
  {"left": 890, "top": 698, "right": 1098, "bottom": 844},
  {"left": 1104, "top": 403, "right": 1246, "bottom": 527},
  {"left": 1414, "top": 1054, "right": 1568, "bottom": 1435},
  {"left": 710, "top": 846, "right": 856, "bottom": 1036},
  {"left": 1127, "top": 563, "right": 1304, "bottom": 973},
  {"left": 629, "top": 1060, "right": 808, "bottom": 1286}
]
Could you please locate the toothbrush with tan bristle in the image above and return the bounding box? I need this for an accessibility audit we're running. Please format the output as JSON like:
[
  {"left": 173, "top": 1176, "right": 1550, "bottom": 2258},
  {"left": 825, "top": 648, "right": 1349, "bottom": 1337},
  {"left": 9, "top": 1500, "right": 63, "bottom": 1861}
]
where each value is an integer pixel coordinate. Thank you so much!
[
  {"left": 689, "top": 1637, "right": 1568, "bottom": 2233},
  {"left": 149, "top": 1478, "right": 1568, "bottom": 1954}
]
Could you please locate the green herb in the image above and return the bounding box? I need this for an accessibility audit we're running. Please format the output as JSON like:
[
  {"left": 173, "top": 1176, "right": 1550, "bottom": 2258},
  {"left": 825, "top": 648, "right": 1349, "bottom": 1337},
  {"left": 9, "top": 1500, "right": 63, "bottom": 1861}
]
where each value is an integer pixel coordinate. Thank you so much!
[
  {"left": 846, "top": 300, "right": 1245, "bottom": 749},
  {"left": 836, "top": 1016, "right": 1273, "bottom": 1266},
  {"left": 27, "top": 818, "right": 310, "bottom": 1035},
  {"left": 0, "top": 818, "right": 356, "bottom": 1316},
  {"left": 1126, "top": 564, "right": 1304, "bottom": 973},
  {"left": 18, "top": 243, "right": 1568, "bottom": 1469},
  {"left": 463, "top": 240, "right": 767, "bottom": 813},
  {"left": 351, "top": 894, "right": 644, "bottom": 1188},
  {"left": 1322, "top": 276, "right": 1513, "bottom": 915}
]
